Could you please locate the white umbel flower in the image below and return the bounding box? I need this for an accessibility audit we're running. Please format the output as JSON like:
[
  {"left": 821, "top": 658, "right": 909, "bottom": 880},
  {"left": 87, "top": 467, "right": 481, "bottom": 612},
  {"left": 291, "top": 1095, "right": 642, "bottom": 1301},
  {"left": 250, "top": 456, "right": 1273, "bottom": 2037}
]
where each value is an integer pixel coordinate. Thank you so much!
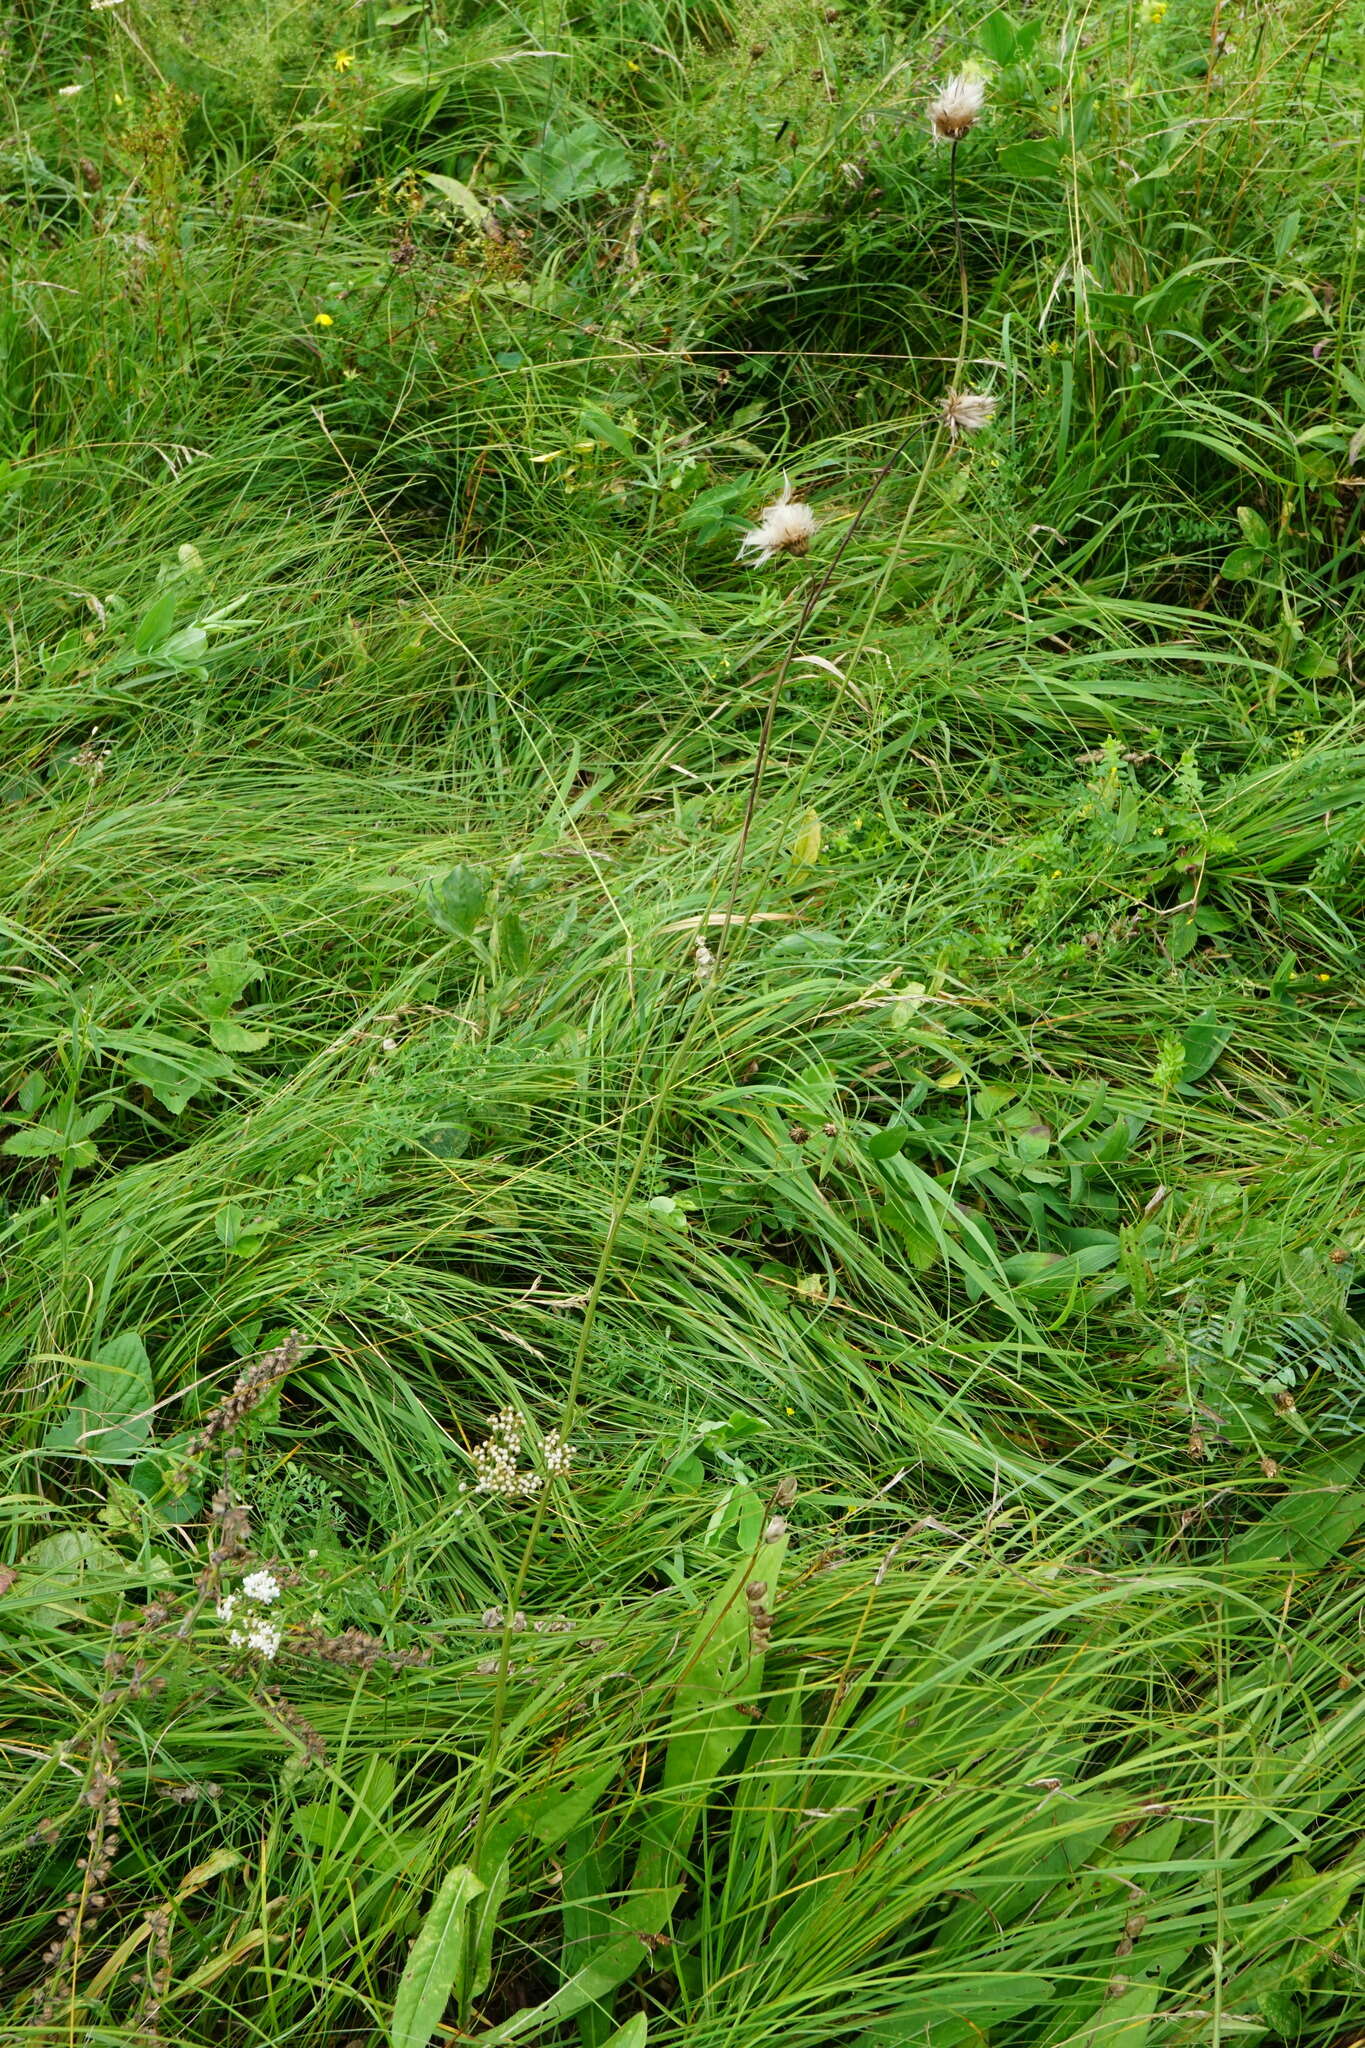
[
  {"left": 928, "top": 71, "right": 986, "bottom": 142},
  {"left": 942, "top": 390, "right": 997, "bottom": 440},
  {"left": 738, "top": 477, "right": 817, "bottom": 565},
  {"left": 242, "top": 1569, "right": 282, "bottom": 1605}
]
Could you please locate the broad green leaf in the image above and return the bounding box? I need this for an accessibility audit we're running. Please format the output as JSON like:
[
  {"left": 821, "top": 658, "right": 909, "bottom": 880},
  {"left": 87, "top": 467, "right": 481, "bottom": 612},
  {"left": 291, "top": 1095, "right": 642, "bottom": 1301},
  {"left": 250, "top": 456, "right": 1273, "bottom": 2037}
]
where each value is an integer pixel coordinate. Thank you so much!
[
  {"left": 1236, "top": 504, "right": 1273, "bottom": 549},
  {"left": 1078, "top": 1977, "right": 1163, "bottom": 2048},
  {"left": 203, "top": 944, "right": 264, "bottom": 1003},
  {"left": 790, "top": 808, "right": 822, "bottom": 868},
  {"left": 1179, "top": 1007, "right": 1232, "bottom": 1084},
  {"left": 132, "top": 585, "right": 180, "bottom": 654},
  {"left": 43, "top": 1332, "right": 154, "bottom": 1464},
  {"left": 495, "top": 907, "right": 530, "bottom": 975},
  {"left": 1168, "top": 910, "right": 1199, "bottom": 961},
  {"left": 467, "top": 1855, "right": 510, "bottom": 2002},
  {"left": 215, "top": 1203, "right": 245, "bottom": 1248},
  {"left": 3, "top": 1124, "right": 68, "bottom": 1158},
  {"left": 560, "top": 1821, "right": 617, "bottom": 2047},
  {"left": 518, "top": 122, "right": 634, "bottom": 209},
  {"left": 998, "top": 138, "right": 1063, "bottom": 179},
  {"left": 852, "top": 1975, "right": 1053, "bottom": 2047},
  {"left": 208, "top": 1018, "right": 271, "bottom": 1053},
  {"left": 127, "top": 1049, "right": 234, "bottom": 1114},
  {"left": 1229, "top": 1447, "right": 1365, "bottom": 1566},
  {"left": 1294, "top": 639, "right": 1337, "bottom": 679},
  {"left": 421, "top": 171, "right": 491, "bottom": 229},
  {"left": 72, "top": 1101, "right": 114, "bottom": 1140},
  {"left": 159, "top": 624, "right": 209, "bottom": 667},
  {"left": 295, "top": 1758, "right": 398, "bottom": 1864},
  {"left": 579, "top": 405, "right": 635, "bottom": 457},
  {"left": 1273, "top": 210, "right": 1301, "bottom": 258},
  {"left": 976, "top": 9, "right": 1017, "bottom": 62},
  {"left": 16, "top": 1071, "right": 48, "bottom": 1115},
  {"left": 524, "top": 1761, "right": 617, "bottom": 1847},
  {"left": 1001, "top": 1242, "right": 1118, "bottom": 1296},
  {"left": 20, "top": 1528, "right": 122, "bottom": 1622},
  {"left": 601, "top": 2020, "right": 647, "bottom": 2048},
  {"left": 475, "top": 1888, "right": 680, "bottom": 2046},
  {"left": 630, "top": 1524, "right": 789, "bottom": 1905},
  {"left": 392, "top": 1864, "right": 485, "bottom": 2048},
  {"left": 1068, "top": 1118, "right": 1135, "bottom": 1165},
  {"left": 1015, "top": 1121, "right": 1051, "bottom": 1163},
  {"left": 1220, "top": 544, "right": 1267, "bottom": 580},
  {"left": 129, "top": 1444, "right": 201, "bottom": 1523},
  {"left": 420, "top": 864, "right": 488, "bottom": 938}
]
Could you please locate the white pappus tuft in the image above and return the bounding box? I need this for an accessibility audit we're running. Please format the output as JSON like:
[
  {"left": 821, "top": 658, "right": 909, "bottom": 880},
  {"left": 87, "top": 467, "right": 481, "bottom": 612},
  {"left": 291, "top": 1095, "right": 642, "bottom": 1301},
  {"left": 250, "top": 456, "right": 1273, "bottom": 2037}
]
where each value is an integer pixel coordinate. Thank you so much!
[
  {"left": 928, "top": 71, "right": 987, "bottom": 143},
  {"left": 738, "top": 477, "right": 817, "bottom": 565},
  {"left": 942, "top": 389, "right": 998, "bottom": 440}
]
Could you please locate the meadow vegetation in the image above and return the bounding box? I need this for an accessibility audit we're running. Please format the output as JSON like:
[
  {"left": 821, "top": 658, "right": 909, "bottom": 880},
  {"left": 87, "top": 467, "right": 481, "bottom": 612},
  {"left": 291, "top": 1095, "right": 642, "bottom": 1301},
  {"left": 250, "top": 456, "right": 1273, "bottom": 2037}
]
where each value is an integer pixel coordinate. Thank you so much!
[{"left": 4, "top": 0, "right": 1365, "bottom": 2041}]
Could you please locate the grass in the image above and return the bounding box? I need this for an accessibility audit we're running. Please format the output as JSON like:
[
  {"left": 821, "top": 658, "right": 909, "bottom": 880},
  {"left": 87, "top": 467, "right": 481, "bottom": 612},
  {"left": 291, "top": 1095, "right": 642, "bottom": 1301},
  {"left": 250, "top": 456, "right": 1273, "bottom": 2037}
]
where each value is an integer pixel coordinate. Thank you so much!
[{"left": 3, "top": 0, "right": 1365, "bottom": 2042}]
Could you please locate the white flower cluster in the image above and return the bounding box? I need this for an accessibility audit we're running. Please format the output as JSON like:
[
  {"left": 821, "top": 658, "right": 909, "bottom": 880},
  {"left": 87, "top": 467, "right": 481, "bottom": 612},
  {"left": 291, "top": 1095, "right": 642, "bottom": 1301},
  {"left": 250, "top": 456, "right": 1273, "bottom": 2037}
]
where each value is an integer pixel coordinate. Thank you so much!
[
  {"left": 218, "top": 1570, "right": 285, "bottom": 1659},
  {"left": 230, "top": 1619, "right": 282, "bottom": 1658},
  {"left": 542, "top": 1428, "right": 574, "bottom": 1478},
  {"left": 464, "top": 1410, "right": 576, "bottom": 1497}
]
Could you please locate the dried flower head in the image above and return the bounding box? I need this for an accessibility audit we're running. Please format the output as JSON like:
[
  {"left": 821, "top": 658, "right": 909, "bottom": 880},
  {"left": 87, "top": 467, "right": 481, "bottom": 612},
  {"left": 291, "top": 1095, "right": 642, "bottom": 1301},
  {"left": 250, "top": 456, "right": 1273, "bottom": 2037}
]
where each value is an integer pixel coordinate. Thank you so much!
[
  {"left": 738, "top": 477, "right": 817, "bottom": 565},
  {"left": 942, "top": 389, "right": 997, "bottom": 440},
  {"left": 928, "top": 70, "right": 986, "bottom": 143},
  {"left": 295, "top": 1625, "right": 430, "bottom": 1671},
  {"left": 72, "top": 726, "right": 112, "bottom": 782},
  {"left": 179, "top": 1331, "right": 308, "bottom": 1475}
]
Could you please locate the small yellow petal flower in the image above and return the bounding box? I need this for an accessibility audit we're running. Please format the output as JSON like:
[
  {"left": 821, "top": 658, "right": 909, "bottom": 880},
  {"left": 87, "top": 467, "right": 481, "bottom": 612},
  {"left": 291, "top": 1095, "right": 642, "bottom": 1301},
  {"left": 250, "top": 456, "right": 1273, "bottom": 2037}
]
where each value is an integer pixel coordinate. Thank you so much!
[
  {"left": 333, "top": 47, "right": 353, "bottom": 71},
  {"left": 1138, "top": 1, "right": 1167, "bottom": 23},
  {"left": 314, "top": 312, "right": 334, "bottom": 327}
]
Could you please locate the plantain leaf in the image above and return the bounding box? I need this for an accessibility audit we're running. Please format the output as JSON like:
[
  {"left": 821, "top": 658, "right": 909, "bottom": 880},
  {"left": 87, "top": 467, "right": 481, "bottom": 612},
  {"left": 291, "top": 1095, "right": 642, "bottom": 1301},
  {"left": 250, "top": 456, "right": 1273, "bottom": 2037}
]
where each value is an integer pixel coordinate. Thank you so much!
[{"left": 392, "top": 1864, "right": 485, "bottom": 2048}]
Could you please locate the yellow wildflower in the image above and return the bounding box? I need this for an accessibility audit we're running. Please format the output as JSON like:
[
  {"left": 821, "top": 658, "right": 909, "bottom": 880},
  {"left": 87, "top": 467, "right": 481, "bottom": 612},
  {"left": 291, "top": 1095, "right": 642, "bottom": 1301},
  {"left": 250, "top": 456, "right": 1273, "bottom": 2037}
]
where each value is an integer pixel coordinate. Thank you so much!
[
  {"left": 1139, "top": 0, "right": 1167, "bottom": 22},
  {"left": 314, "top": 312, "right": 334, "bottom": 328},
  {"left": 333, "top": 47, "right": 354, "bottom": 72}
]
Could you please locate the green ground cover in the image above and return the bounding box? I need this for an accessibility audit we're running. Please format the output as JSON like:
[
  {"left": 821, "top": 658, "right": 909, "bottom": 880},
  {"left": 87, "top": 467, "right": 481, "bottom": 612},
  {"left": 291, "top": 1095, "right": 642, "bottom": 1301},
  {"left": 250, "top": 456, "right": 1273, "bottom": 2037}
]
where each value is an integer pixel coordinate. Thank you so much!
[{"left": 4, "top": 0, "right": 1365, "bottom": 2041}]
